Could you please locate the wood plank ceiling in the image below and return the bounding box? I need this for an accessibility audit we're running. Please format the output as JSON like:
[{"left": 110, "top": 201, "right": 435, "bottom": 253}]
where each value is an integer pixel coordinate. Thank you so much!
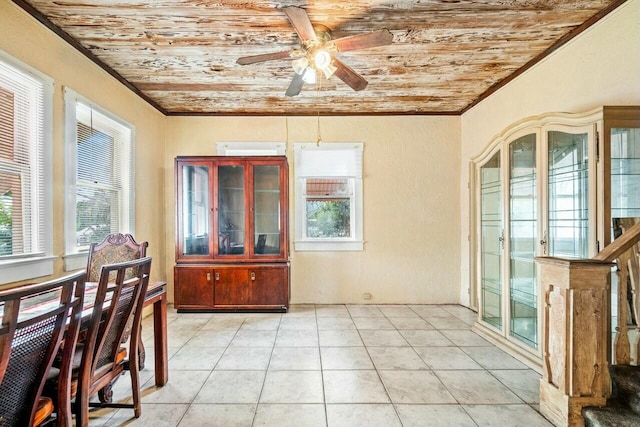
[{"left": 16, "top": 0, "right": 626, "bottom": 115}]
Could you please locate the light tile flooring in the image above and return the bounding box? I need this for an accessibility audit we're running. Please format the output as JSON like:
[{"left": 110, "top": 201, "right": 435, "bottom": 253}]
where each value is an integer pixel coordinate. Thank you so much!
[{"left": 89, "top": 304, "right": 552, "bottom": 427}]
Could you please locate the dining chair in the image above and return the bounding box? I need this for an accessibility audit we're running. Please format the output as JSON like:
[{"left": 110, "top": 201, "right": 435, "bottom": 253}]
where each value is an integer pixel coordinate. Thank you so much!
[
  {"left": 86, "top": 233, "right": 148, "bottom": 282},
  {"left": 86, "top": 232, "right": 149, "bottom": 401},
  {"left": 74, "top": 256, "right": 152, "bottom": 427},
  {"left": 0, "top": 270, "right": 86, "bottom": 427}
]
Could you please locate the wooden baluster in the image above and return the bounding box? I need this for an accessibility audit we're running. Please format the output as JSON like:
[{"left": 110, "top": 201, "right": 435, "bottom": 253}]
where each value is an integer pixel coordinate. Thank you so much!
[
  {"left": 630, "top": 244, "right": 640, "bottom": 364},
  {"left": 614, "top": 251, "right": 631, "bottom": 365}
]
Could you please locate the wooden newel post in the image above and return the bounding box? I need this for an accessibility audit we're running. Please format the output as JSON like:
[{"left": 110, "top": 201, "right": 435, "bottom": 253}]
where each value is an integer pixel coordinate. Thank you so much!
[{"left": 536, "top": 256, "right": 615, "bottom": 427}]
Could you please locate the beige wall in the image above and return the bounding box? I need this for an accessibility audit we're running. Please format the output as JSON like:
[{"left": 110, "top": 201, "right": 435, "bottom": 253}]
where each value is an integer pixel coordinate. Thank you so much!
[
  {"left": 0, "top": 1, "right": 167, "bottom": 284},
  {"left": 5, "top": 0, "right": 636, "bottom": 308},
  {"left": 459, "top": 0, "right": 640, "bottom": 306},
  {"left": 165, "top": 115, "right": 461, "bottom": 304},
  {"left": 2, "top": 1, "right": 463, "bottom": 304}
]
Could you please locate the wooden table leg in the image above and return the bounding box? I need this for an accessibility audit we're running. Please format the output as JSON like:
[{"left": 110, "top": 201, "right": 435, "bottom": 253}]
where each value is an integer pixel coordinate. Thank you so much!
[{"left": 152, "top": 292, "right": 168, "bottom": 386}]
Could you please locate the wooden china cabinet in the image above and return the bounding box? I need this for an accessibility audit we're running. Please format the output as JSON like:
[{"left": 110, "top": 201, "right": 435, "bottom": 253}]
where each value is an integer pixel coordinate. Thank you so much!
[{"left": 174, "top": 156, "right": 290, "bottom": 312}]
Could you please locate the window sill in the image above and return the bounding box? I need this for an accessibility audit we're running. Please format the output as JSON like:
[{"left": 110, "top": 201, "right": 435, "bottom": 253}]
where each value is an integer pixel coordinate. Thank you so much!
[
  {"left": 0, "top": 255, "right": 56, "bottom": 284},
  {"left": 294, "top": 240, "right": 364, "bottom": 252},
  {"left": 63, "top": 252, "right": 89, "bottom": 271}
]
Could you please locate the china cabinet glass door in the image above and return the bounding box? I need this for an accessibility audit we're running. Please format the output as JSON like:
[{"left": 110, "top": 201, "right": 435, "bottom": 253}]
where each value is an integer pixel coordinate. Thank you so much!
[
  {"left": 218, "top": 165, "right": 245, "bottom": 255},
  {"left": 602, "top": 108, "right": 640, "bottom": 247},
  {"left": 606, "top": 119, "right": 640, "bottom": 332},
  {"left": 480, "top": 151, "right": 502, "bottom": 329},
  {"left": 610, "top": 127, "right": 640, "bottom": 225},
  {"left": 181, "top": 164, "right": 210, "bottom": 256},
  {"left": 547, "top": 130, "right": 591, "bottom": 258},
  {"left": 509, "top": 134, "right": 537, "bottom": 348},
  {"left": 253, "top": 165, "right": 282, "bottom": 256}
]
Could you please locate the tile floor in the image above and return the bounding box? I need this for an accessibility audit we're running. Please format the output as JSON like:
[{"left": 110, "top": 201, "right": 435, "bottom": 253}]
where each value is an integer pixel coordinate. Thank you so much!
[{"left": 89, "top": 304, "right": 553, "bottom": 426}]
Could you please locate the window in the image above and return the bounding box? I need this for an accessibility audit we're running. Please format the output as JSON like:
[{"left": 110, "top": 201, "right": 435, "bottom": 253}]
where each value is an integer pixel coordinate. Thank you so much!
[
  {"left": 294, "top": 142, "right": 363, "bottom": 251},
  {"left": 0, "top": 52, "right": 53, "bottom": 284},
  {"left": 305, "top": 178, "right": 352, "bottom": 238},
  {"left": 63, "top": 88, "right": 134, "bottom": 270}
]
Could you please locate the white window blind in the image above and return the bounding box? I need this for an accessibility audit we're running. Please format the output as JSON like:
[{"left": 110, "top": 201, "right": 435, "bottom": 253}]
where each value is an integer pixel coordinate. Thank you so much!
[
  {"left": 295, "top": 143, "right": 363, "bottom": 178},
  {"left": 64, "top": 89, "right": 134, "bottom": 257},
  {"left": 0, "top": 51, "right": 53, "bottom": 284},
  {"left": 0, "top": 57, "right": 46, "bottom": 258}
]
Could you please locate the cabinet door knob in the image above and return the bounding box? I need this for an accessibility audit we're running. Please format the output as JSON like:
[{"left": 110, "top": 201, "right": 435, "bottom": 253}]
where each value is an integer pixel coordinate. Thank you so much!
[
  {"left": 251, "top": 272, "right": 256, "bottom": 281},
  {"left": 206, "top": 273, "right": 211, "bottom": 281},
  {"left": 215, "top": 272, "right": 220, "bottom": 281}
]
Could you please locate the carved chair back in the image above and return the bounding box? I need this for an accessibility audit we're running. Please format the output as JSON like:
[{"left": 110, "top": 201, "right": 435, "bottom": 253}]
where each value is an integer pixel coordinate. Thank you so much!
[{"left": 86, "top": 233, "right": 148, "bottom": 282}]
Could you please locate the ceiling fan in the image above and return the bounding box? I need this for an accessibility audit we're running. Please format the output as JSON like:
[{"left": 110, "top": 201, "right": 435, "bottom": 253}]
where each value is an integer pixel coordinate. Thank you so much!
[{"left": 236, "top": 6, "right": 393, "bottom": 97}]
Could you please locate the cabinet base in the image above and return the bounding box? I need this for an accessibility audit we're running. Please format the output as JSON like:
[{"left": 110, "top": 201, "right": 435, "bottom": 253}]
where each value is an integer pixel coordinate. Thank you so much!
[{"left": 177, "top": 306, "right": 287, "bottom": 313}]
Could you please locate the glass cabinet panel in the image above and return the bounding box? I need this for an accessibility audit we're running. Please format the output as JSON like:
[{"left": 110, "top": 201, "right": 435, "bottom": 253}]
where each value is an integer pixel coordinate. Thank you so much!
[
  {"left": 181, "top": 165, "right": 210, "bottom": 255},
  {"left": 509, "top": 134, "right": 537, "bottom": 348},
  {"left": 253, "top": 165, "right": 281, "bottom": 255},
  {"left": 610, "top": 127, "right": 640, "bottom": 224},
  {"left": 547, "top": 131, "right": 589, "bottom": 258},
  {"left": 481, "top": 151, "right": 502, "bottom": 329},
  {"left": 610, "top": 126, "right": 640, "bottom": 329},
  {"left": 218, "top": 165, "right": 245, "bottom": 255}
]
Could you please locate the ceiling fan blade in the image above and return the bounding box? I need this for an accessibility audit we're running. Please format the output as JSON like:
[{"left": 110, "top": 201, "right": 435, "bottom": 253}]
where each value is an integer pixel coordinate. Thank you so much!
[
  {"left": 236, "top": 50, "right": 297, "bottom": 65},
  {"left": 332, "top": 58, "right": 368, "bottom": 91},
  {"left": 329, "top": 29, "right": 393, "bottom": 53},
  {"left": 283, "top": 6, "right": 317, "bottom": 41},
  {"left": 285, "top": 73, "right": 305, "bottom": 97}
]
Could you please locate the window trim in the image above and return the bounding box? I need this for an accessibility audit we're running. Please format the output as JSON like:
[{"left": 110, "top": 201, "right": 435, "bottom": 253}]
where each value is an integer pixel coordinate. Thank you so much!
[
  {"left": 63, "top": 87, "right": 135, "bottom": 270},
  {"left": 216, "top": 141, "right": 286, "bottom": 156},
  {"left": 0, "top": 50, "right": 54, "bottom": 284},
  {"left": 294, "top": 142, "right": 364, "bottom": 251}
]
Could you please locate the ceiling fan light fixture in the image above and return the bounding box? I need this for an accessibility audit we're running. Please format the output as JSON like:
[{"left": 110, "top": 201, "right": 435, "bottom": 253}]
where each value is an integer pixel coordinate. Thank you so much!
[
  {"left": 237, "top": 7, "right": 392, "bottom": 96},
  {"left": 321, "top": 63, "right": 336, "bottom": 79},
  {"left": 313, "top": 49, "right": 331, "bottom": 69},
  {"left": 302, "top": 67, "right": 317, "bottom": 84},
  {"left": 312, "top": 49, "right": 336, "bottom": 78},
  {"left": 292, "top": 57, "right": 309, "bottom": 75}
]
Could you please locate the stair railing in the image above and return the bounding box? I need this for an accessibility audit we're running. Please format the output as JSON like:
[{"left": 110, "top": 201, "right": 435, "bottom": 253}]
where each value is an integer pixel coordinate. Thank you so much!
[
  {"left": 593, "top": 219, "right": 640, "bottom": 366},
  {"left": 536, "top": 220, "right": 640, "bottom": 427}
]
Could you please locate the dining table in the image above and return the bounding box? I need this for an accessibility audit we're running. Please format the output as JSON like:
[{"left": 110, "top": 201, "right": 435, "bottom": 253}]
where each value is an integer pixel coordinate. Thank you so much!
[
  {"left": 137, "top": 280, "right": 169, "bottom": 386},
  {"left": 13, "top": 279, "right": 169, "bottom": 388}
]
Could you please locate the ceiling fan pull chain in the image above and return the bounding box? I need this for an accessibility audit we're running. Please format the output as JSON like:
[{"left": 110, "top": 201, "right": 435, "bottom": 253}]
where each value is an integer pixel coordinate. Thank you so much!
[{"left": 316, "top": 111, "right": 322, "bottom": 146}]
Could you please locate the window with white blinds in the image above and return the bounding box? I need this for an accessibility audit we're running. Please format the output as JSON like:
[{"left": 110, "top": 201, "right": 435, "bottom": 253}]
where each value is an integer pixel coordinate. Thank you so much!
[
  {"left": 0, "top": 52, "right": 53, "bottom": 284},
  {"left": 294, "top": 142, "right": 364, "bottom": 251},
  {"left": 64, "top": 88, "right": 134, "bottom": 257}
]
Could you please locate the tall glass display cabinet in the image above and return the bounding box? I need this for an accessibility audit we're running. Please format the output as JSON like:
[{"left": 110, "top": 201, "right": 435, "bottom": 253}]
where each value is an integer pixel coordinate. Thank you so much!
[
  {"left": 174, "top": 156, "right": 289, "bottom": 311},
  {"left": 472, "top": 106, "right": 639, "bottom": 363}
]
